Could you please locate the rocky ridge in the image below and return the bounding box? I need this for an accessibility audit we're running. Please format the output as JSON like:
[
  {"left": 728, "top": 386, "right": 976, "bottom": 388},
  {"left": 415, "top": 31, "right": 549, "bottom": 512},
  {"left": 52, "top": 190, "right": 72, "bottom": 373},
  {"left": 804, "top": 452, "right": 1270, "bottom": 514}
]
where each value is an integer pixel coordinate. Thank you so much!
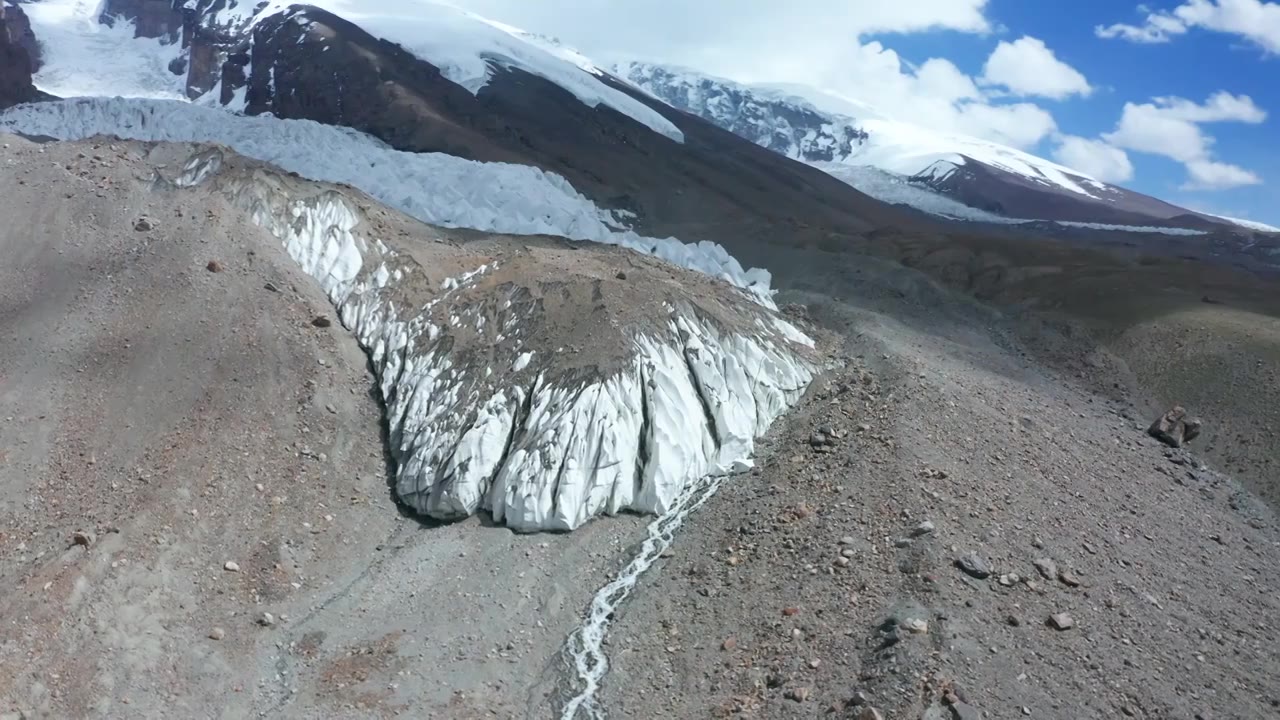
[{"left": 0, "top": 1, "right": 38, "bottom": 108}]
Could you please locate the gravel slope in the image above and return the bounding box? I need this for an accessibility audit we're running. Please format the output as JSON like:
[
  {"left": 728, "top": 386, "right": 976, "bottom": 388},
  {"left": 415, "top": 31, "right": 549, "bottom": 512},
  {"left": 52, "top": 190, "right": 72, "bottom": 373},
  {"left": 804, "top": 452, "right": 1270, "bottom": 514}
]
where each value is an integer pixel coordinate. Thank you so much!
[
  {"left": 3, "top": 134, "right": 1278, "bottom": 720},
  {"left": 0, "top": 136, "right": 659, "bottom": 719},
  {"left": 600, "top": 249, "right": 1280, "bottom": 719}
]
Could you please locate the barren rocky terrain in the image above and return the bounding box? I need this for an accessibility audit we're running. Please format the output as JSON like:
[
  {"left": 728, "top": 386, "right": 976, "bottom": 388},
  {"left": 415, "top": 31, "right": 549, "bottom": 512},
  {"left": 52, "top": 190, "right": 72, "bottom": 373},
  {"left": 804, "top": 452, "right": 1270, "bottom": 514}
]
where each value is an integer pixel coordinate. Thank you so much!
[{"left": 2, "top": 134, "right": 1279, "bottom": 720}]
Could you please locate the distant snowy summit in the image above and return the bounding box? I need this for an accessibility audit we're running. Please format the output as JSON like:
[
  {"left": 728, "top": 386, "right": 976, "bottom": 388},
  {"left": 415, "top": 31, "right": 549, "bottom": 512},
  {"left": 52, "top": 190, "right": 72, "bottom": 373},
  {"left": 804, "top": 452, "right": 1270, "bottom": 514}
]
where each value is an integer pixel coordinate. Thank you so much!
[
  {"left": 616, "top": 62, "right": 1261, "bottom": 233},
  {"left": 617, "top": 62, "right": 867, "bottom": 163}
]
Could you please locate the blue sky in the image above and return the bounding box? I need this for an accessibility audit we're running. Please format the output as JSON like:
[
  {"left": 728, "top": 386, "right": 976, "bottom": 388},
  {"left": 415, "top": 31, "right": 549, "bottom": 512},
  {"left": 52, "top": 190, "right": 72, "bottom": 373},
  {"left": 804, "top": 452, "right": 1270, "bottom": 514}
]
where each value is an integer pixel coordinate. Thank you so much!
[
  {"left": 872, "top": 0, "right": 1280, "bottom": 224},
  {"left": 456, "top": 0, "right": 1279, "bottom": 225}
]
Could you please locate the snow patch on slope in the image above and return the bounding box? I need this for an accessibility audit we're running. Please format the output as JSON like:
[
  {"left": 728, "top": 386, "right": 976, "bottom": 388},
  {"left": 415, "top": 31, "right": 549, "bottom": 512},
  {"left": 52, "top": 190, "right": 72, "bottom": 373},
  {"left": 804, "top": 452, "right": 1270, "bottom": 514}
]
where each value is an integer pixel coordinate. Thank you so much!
[
  {"left": 1205, "top": 213, "right": 1280, "bottom": 234},
  {"left": 1054, "top": 221, "right": 1206, "bottom": 236},
  {"left": 812, "top": 162, "right": 1020, "bottom": 224},
  {"left": 851, "top": 117, "right": 1100, "bottom": 199},
  {"left": 0, "top": 98, "right": 767, "bottom": 302},
  {"left": 174, "top": 149, "right": 812, "bottom": 531},
  {"left": 217, "top": 0, "right": 683, "bottom": 142},
  {"left": 23, "top": 0, "right": 186, "bottom": 99}
]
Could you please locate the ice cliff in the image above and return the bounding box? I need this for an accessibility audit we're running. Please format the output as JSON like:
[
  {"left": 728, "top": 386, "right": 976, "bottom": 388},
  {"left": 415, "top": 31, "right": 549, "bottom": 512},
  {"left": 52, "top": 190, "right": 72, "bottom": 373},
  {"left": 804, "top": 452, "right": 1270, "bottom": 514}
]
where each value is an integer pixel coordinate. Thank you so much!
[{"left": 164, "top": 148, "right": 814, "bottom": 531}]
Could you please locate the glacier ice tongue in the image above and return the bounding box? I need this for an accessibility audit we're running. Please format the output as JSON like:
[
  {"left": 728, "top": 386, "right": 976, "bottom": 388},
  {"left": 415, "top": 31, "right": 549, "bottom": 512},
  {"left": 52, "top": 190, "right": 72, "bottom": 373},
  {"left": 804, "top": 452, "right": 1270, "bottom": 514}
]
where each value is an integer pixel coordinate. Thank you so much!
[
  {"left": 180, "top": 151, "right": 816, "bottom": 532},
  {"left": 0, "top": 98, "right": 771, "bottom": 305}
]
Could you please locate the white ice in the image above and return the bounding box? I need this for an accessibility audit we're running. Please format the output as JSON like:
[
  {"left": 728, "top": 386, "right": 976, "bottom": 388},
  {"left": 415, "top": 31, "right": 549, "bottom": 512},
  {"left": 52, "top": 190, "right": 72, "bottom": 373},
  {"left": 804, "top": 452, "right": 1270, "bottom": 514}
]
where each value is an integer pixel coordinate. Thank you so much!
[
  {"left": 22, "top": 0, "right": 187, "bottom": 100},
  {"left": 0, "top": 98, "right": 770, "bottom": 304},
  {"left": 184, "top": 151, "right": 813, "bottom": 534},
  {"left": 1204, "top": 213, "right": 1280, "bottom": 233}
]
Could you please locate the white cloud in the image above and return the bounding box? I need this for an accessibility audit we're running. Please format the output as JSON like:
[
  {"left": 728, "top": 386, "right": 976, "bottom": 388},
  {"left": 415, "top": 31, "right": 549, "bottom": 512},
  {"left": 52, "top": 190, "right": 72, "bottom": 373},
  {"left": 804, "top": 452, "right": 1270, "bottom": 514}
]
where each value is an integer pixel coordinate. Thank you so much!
[
  {"left": 1151, "top": 91, "right": 1268, "bottom": 122},
  {"left": 1097, "top": 0, "right": 1280, "bottom": 54},
  {"left": 809, "top": 39, "right": 1059, "bottom": 149},
  {"left": 980, "top": 36, "right": 1092, "bottom": 99},
  {"left": 445, "top": 1, "right": 1065, "bottom": 147},
  {"left": 1184, "top": 159, "right": 1263, "bottom": 189},
  {"left": 1052, "top": 136, "right": 1135, "bottom": 182},
  {"left": 1102, "top": 93, "right": 1266, "bottom": 189},
  {"left": 449, "top": 0, "right": 992, "bottom": 75}
]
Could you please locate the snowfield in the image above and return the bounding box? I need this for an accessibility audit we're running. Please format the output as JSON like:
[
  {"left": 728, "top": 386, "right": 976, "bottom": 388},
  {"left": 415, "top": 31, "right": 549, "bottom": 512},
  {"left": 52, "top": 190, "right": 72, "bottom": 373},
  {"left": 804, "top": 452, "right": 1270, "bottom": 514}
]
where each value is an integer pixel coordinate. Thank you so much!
[
  {"left": 23, "top": 0, "right": 187, "bottom": 99},
  {"left": 0, "top": 98, "right": 765, "bottom": 301}
]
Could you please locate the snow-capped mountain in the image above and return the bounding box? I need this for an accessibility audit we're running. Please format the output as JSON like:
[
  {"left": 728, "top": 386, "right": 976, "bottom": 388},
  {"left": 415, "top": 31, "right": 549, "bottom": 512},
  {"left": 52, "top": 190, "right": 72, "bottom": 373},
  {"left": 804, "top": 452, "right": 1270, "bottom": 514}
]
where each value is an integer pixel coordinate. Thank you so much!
[
  {"left": 617, "top": 62, "right": 1244, "bottom": 232},
  {"left": 17, "top": 0, "right": 894, "bottom": 242}
]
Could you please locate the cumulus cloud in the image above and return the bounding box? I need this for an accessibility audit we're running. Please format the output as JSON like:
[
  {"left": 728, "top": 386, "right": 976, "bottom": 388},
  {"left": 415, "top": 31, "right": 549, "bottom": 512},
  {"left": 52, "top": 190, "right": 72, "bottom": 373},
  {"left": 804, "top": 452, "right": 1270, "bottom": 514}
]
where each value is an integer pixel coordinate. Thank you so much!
[
  {"left": 1183, "top": 159, "right": 1263, "bottom": 189},
  {"left": 1097, "top": 0, "right": 1280, "bottom": 54},
  {"left": 980, "top": 36, "right": 1092, "bottom": 99},
  {"left": 1102, "top": 93, "right": 1266, "bottom": 189},
  {"left": 447, "top": 0, "right": 1066, "bottom": 148},
  {"left": 1052, "top": 136, "right": 1135, "bottom": 182}
]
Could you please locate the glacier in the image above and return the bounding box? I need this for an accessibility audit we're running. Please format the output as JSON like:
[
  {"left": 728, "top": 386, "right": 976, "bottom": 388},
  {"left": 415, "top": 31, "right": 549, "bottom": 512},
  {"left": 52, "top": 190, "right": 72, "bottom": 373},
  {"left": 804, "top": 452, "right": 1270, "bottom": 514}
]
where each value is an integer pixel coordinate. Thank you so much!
[
  {"left": 0, "top": 98, "right": 767, "bottom": 303},
  {"left": 161, "top": 148, "right": 814, "bottom": 532}
]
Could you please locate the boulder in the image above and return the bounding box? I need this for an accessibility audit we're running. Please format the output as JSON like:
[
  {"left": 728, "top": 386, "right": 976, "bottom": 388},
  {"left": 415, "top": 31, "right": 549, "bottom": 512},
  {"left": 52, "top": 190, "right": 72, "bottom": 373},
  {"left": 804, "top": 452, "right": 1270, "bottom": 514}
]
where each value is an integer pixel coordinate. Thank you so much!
[{"left": 1148, "top": 406, "right": 1201, "bottom": 448}]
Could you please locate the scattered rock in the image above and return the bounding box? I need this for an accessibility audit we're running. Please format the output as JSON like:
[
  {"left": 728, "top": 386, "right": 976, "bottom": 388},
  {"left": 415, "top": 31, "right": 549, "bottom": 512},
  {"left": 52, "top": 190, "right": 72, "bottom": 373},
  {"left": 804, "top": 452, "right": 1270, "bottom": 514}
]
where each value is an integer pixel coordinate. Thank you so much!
[
  {"left": 1033, "top": 558, "right": 1058, "bottom": 580},
  {"left": 950, "top": 702, "right": 983, "bottom": 720},
  {"left": 956, "top": 552, "right": 991, "bottom": 579},
  {"left": 782, "top": 606, "right": 801, "bottom": 617},
  {"left": 223, "top": 561, "right": 241, "bottom": 572},
  {"left": 615, "top": 271, "right": 627, "bottom": 280},
  {"left": 311, "top": 316, "right": 332, "bottom": 328},
  {"left": 1058, "top": 569, "right": 1082, "bottom": 587},
  {"left": 721, "top": 637, "right": 737, "bottom": 651},
  {"left": 134, "top": 217, "right": 154, "bottom": 232},
  {"left": 1048, "top": 613, "right": 1075, "bottom": 630},
  {"left": 856, "top": 707, "right": 885, "bottom": 720},
  {"left": 71, "top": 531, "right": 95, "bottom": 548},
  {"left": 257, "top": 612, "right": 276, "bottom": 627},
  {"left": 999, "top": 573, "right": 1020, "bottom": 586},
  {"left": 206, "top": 260, "right": 224, "bottom": 273},
  {"left": 263, "top": 282, "right": 279, "bottom": 293},
  {"left": 1006, "top": 615, "right": 1022, "bottom": 627},
  {"left": 900, "top": 618, "right": 929, "bottom": 634},
  {"left": 785, "top": 687, "right": 811, "bottom": 702},
  {"left": 911, "top": 520, "right": 935, "bottom": 537},
  {"left": 1148, "top": 406, "right": 1202, "bottom": 448},
  {"left": 839, "top": 536, "right": 857, "bottom": 546},
  {"left": 208, "top": 627, "right": 225, "bottom": 641}
]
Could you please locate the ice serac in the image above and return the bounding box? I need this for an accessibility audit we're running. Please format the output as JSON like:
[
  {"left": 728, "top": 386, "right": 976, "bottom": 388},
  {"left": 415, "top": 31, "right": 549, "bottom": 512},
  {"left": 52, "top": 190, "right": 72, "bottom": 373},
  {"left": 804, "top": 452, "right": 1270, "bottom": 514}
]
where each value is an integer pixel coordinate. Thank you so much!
[{"left": 170, "top": 149, "right": 813, "bottom": 532}]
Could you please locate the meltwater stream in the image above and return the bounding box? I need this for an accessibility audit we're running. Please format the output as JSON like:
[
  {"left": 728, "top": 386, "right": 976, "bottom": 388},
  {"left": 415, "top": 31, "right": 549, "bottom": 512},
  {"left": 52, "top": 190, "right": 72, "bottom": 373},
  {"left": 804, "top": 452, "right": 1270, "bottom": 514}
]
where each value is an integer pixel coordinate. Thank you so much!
[{"left": 559, "top": 470, "right": 731, "bottom": 719}]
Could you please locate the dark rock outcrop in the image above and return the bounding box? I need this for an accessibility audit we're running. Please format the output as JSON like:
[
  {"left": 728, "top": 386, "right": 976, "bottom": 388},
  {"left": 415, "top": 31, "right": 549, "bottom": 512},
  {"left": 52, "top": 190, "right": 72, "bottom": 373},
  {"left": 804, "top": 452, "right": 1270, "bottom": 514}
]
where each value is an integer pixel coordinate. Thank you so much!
[
  {"left": 1149, "top": 406, "right": 1202, "bottom": 448},
  {"left": 99, "top": 0, "right": 184, "bottom": 41},
  {"left": 0, "top": 2, "right": 39, "bottom": 109},
  {"left": 98, "top": 0, "right": 254, "bottom": 97}
]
